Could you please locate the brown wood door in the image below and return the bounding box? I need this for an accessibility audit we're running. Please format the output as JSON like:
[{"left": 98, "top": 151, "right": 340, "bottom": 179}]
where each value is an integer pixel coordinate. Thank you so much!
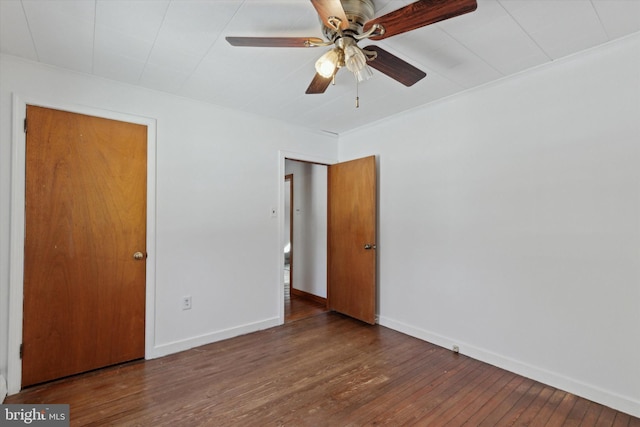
[
  {"left": 327, "top": 155, "right": 377, "bottom": 324},
  {"left": 22, "top": 105, "right": 147, "bottom": 387}
]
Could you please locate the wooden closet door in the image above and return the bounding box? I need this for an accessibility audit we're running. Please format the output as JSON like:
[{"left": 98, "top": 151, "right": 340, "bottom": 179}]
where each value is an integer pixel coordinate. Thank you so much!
[{"left": 22, "top": 105, "right": 147, "bottom": 387}]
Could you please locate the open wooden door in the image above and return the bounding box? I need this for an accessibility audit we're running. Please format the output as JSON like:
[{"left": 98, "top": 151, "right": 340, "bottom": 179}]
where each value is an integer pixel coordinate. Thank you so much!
[
  {"left": 22, "top": 105, "right": 147, "bottom": 387},
  {"left": 327, "top": 155, "right": 377, "bottom": 324}
]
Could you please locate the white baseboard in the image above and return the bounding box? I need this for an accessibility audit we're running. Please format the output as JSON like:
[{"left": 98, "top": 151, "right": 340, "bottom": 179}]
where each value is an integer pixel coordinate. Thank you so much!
[
  {"left": 147, "top": 316, "right": 281, "bottom": 360},
  {"left": 378, "top": 315, "right": 640, "bottom": 418}
]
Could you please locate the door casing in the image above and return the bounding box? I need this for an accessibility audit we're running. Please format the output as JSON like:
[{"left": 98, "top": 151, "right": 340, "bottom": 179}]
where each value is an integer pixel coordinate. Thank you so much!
[{"left": 7, "top": 95, "right": 157, "bottom": 394}]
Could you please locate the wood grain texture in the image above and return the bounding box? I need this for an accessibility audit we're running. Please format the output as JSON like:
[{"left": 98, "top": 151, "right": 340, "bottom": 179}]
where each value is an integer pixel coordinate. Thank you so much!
[
  {"left": 364, "top": 45, "right": 427, "bottom": 86},
  {"left": 22, "top": 105, "right": 147, "bottom": 387},
  {"left": 327, "top": 156, "right": 376, "bottom": 324},
  {"left": 310, "top": 0, "right": 349, "bottom": 30},
  {"left": 6, "top": 313, "right": 638, "bottom": 426},
  {"left": 305, "top": 72, "right": 333, "bottom": 94},
  {"left": 225, "top": 36, "right": 324, "bottom": 48},
  {"left": 285, "top": 292, "right": 327, "bottom": 323},
  {"left": 365, "top": 0, "right": 478, "bottom": 40}
]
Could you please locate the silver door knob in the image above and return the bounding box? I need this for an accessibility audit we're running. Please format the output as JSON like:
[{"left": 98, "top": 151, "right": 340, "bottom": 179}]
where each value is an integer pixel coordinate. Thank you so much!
[
  {"left": 133, "top": 251, "right": 145, "bottom": 260},
  {"left": 364, "top": 244, "right": 376, "bottom": 250}
]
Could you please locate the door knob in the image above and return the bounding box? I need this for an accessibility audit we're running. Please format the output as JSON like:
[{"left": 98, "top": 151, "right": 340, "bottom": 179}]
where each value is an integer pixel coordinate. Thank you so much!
[
  {"left": 133, "top": 251, "right": 145, "bottom": 260},
  {"left": 364, "top": 244, "right": 376, "bottom": 250}
]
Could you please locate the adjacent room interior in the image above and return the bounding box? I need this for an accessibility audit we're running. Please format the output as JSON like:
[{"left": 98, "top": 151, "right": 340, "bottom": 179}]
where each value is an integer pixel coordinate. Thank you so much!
[{"left": 283, "top": 160, "right": 330, "bottom": 323}]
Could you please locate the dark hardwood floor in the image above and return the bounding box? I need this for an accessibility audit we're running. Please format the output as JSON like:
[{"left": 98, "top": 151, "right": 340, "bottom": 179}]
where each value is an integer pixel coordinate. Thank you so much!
[
  {"left": 283, "top": 267, "right": 328, "bottom": 323},
  {"left": 285, "top": 291, "right": 327, "bottom": 323},
  {"left": 5, "top": 312, "right": 638, "bottom": 426}
]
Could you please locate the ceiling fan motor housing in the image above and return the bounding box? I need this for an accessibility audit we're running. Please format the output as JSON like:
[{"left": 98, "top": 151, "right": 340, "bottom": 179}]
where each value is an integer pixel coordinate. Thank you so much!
[{"left": 321, "top": 0, "right": 375, "bottom": 43}]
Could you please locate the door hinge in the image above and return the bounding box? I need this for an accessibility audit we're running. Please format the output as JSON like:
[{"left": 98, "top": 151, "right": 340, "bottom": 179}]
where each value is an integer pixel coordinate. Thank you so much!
[
  {"left": 24, "top": 118, "right": 27, "bottom": 133},
  {"left": 20, "top": 343, "right": 23, "bottom": 359}
]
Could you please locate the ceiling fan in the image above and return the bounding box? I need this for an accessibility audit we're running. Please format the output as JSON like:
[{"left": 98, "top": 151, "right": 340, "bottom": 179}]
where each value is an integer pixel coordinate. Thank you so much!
[{"left": 226, "top": 0, "right": 477, "bottom": 95}]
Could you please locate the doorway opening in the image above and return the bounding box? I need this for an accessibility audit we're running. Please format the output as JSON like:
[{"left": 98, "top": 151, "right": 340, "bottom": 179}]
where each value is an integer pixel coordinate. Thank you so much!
[
  {"left": 278, "top": 152, "right": 377, "bottom": 326},
  {"left": 284, "top": 160, "right": 328, "bottom": 323},
  {"left": 284, "top": 173, "right": 293, "bottom": 301}
]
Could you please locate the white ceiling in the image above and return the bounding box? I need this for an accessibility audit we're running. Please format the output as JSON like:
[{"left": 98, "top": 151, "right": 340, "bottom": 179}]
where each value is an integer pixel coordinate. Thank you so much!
[{"left": 1, "top": 0, "right": 639, "bottom": 135}]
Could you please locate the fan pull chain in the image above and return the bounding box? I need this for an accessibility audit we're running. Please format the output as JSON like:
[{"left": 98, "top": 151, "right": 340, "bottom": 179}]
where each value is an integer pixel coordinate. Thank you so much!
[{"left": 355, "top": 78, "right": 360, "bottom": 108}]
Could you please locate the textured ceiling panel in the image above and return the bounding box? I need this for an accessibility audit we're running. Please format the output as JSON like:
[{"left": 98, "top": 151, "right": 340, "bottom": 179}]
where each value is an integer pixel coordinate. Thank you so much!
[{"left": 1, "top": 0, "right": 638, "bottom": 135}]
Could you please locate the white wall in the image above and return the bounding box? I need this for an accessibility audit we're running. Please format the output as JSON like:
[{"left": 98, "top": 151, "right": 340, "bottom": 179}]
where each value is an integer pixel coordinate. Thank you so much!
[
  {"left": 0, "top": 374, "right": 6, "bottom": 402},
  {"left": 0, "top": 54, "right": 338, "bottom": 390},
  {"left": 284, "top": 179, "right": 291, "bottom": 255},
  {"left": 285, "top": 160, "right": 328, "bottom": 298},
  {"left": 339, "top": 34, "right": 640, "bottom": 417}
]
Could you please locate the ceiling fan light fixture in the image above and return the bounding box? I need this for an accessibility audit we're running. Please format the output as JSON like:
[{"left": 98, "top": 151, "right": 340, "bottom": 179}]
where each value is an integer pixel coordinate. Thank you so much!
[
  {"left": 354, "top": 64, "right": 373, "bottom": 83},
  {"left": 227, "top": 0, "right": 477, "bottom": 95},
  {"left": 315, "top": 47, "right": 343, "bottom": 78},
  {"left": 344, "top": 44, "right": 364, "bottom": 72},
  {"left": 344, "top": 43, "right": 372, "bottom": 82}
]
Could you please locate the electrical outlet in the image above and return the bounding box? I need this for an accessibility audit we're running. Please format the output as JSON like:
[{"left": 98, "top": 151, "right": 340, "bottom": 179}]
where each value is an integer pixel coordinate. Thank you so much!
[{"left": 182, "top": 296, "right": 192, "bottom": 310}]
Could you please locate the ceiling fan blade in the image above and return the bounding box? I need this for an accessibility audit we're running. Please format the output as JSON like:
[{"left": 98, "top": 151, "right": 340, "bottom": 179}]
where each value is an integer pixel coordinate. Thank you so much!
[
  {"left": 310, "top": 0, "right": 350, "bottom": 30},
  {"left": 306, "top": 73, "right": 333, "bottom": 94},
  {"left": 226, "top": 36, "right": 324, "bottom": 48},
  {"left": 364, "top": 45, "right": 426, "bottom": 87},
  {"left": 364, "top": 0, "right": 477, "bottom": 40}
]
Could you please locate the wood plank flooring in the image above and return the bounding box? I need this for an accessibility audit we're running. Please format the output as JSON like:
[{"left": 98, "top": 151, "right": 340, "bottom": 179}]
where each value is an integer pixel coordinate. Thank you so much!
[
  {"left": 5, "top": 312, "right": 639, "bottom": 426},
  {"left": 285, "top": 293, "right": 327, "bottom": 323},
  {"left": 283, "top": 267, "right": 328, "bottom": 323}
]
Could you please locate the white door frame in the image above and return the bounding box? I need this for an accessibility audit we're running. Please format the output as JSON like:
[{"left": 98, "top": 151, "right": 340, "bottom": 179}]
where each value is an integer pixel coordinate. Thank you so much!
[{"left": 7, "top": 94, "right": 157, "bottom": 394}]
